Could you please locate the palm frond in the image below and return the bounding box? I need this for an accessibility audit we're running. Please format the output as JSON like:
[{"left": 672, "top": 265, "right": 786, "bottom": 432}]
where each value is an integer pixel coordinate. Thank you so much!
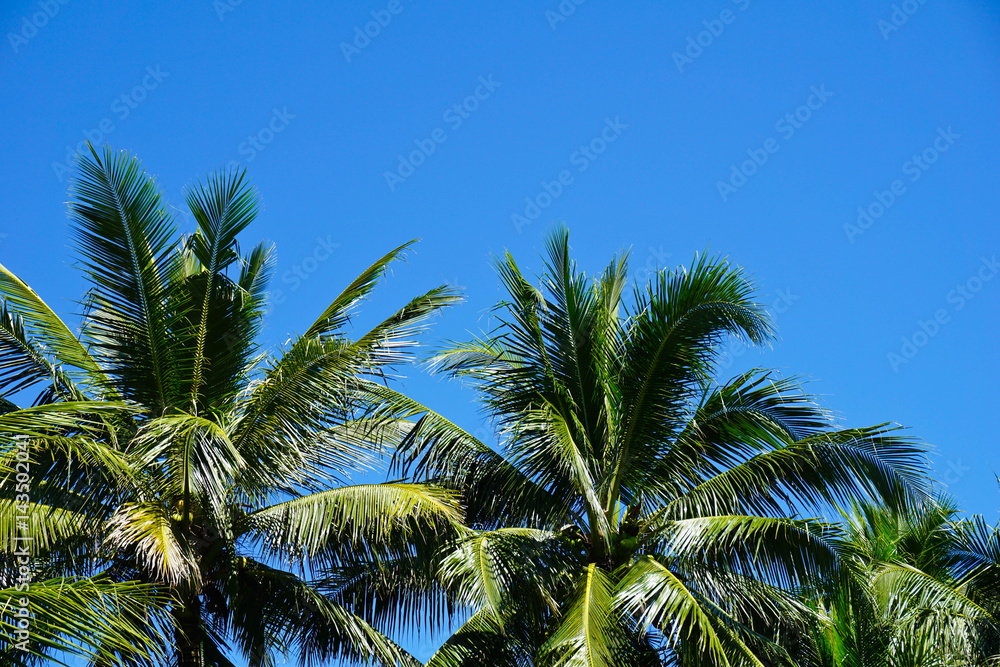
[
  {"left": 618, "top": 555, "right": 757, "bottom": 667},
  {"left": 129, "top": 412, "right": 243, "bottom": 507},
  {"left": 665, "top": 425, "right": 929, "bottom": 519},
  {"left": 424, "top": 608, "right": 534, "bottom": 667},
  {"left": 244, "top": 482, "right": 461, "bottom": 565},
  {"left": 372, "top": 384, "right": 565, "bottom": 530},
  {"left": 541, "top": 563, "right": 624, "bottom": 667},
  {"left": 180, "top": 168, "right": 259, "bottom": 409},
  {"left": 104, "top": 501, "right": 200, "bottom": 588},
  {"left": 221, "top": 558, "right": 422, "bottom": 667},
  {"left": 70, "top": 146, "right": 179, "bottom": 410},
  {"left": 606, "top": 252, "right": 774, "bottom": 514},
  {"left": 302, "top": 240, "right": 415, "bottom": 340},
  {"left": 437, "top": 527, "right": 572, "bottom": 623},
  {"left": 0, "top": 500, "right": 88, "bottom": 555},
  {"left": 657, "top": 515, "right": 842, "bottom": 588},
  {"left": 0, "top": 262, "right": 106, "bottom": 398},
  {"left": 0, "top": 576, "right": 172, "bottom": 666}
]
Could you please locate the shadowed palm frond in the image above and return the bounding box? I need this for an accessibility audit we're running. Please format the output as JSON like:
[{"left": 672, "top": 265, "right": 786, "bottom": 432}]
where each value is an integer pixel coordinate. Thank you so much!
[{"left": 437, "top": 527, "right": 572, "bottom": 624}]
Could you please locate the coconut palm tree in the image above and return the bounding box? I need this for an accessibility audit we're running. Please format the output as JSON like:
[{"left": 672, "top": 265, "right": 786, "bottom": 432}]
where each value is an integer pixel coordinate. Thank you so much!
[
  {"left": 947, "top": 497, "right": 1000, "bottom": 664},
  {"left": 797, "top": 497, "right": 1000, "bottom": 667},
  {"left": 368, "top": 227, "right": 932, "bottom": 666},
  {"left": 0, "top": 147, "right": 462, "bottom": 666}
]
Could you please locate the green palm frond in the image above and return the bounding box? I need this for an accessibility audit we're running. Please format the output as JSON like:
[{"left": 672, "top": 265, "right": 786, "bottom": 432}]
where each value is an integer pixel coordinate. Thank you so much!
[
  {"left": 231, "top": 283, "right": 460, "bottom": 500},
  {"left": 315, "top": 545, "right": 452, "bottom": 639},
  {"left": 244, "top": 482, "right": 461, "bottom": 564},
  {"left": 0, "top": 402, "right": 142, "bottom": 485},
  {"left": 424, "top": 607, "right": 535, "bottom": 667},
  {"left": 617, "top": 555, "right": 738, "bottom": 666},
  {"left": 130, "top": 412, "right": 242, "bottom": 506},
  {"left": 371, "top": 384, "right": 567, "bottom": 530},
  {"left": 437, "top": 527, "right": 571, "bottom": 624},
  {"left": 104, "top": 501, "right": 200, "bottom": 588},
  {"left": 179, "top": 168, "right": 259, "bottom": 409},
  {"left": 606, "top": 251, "right": 774, "bottom": 512},
  {"left": 71, "top": 146, "right": 180, "bottom": 410},
  {"left": 0, "top": 501, "right": 88, "bottom": 555},
  {"left": 542, "top": 563, "right": 624, "bottom": 667},
  {"left": 301, "top": 240, "right": 415, "bottom": 340},
  {"left": 665, "top": 424, "right": 929, "bottom": 519},
  {"left": 657, "top": 515, "right": 841, "bottom": 589},
  {"left": 952, "top": 514, "right": 1000, "bottom": 584},
  {"left": 0, "top": 262, "right": 105, "bottom": 399},
  {"left": 648, "top": 371, "right": 831, "bottom": 506},
  {"left": 219, "top": 556, "right": 423, "bottom": 667},
  {"left": 510, "top": 401, "right": 612, "bottom": 551},
  {"left": 0, "top": 302, "right": 81, "bottom": 402},
  {"left": 419, "top": 228, "right": 932, "bottom": 665},
  {"left": 0, "top": 576, "right": 172, "bottom": 667},
  {"left": 872, "top": 562, "right": 996, "bottom": 631}
]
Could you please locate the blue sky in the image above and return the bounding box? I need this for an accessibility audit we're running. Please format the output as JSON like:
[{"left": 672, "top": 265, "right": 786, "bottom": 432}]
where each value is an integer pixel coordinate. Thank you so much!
[{"left": 2, "top": 0, "right": 999, "bottom": 662}]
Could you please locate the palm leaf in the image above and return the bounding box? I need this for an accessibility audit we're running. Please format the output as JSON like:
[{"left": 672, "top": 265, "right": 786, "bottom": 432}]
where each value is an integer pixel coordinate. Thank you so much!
[
  {"left": 0, "top": 576, "right": 171, "bottom": 666},
  {"left": 541, "top": 563, "right": 623, "bottom": 667},
  {"left": 70, "top": 146, "right": 179, "bottom": 410},
  {"left": 244, "top": 482, "right": 461, "bottom": 564},
  {"left": 0, "top": 262, "right": 106, "bottom": 397}
]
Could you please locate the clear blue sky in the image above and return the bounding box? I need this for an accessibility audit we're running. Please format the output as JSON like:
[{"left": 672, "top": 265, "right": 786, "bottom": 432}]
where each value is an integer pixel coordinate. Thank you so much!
[{"left": 2, "top": 0, "right": 999, "bottom": 662}]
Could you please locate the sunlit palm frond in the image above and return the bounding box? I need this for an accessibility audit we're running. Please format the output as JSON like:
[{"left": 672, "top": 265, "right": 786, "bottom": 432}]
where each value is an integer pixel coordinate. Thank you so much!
[
  {"left": 244, "top": 482, "right": 461, "bottom": 566},
  {"left": 606, "top": 251, "right": 775, "bottom": 513},
  {"left": 665, "top": 425, "right": 929, "bottom": 519},
  {"left": 0, "top": 576, "right": 172, "bottom": 667},
  {"left": 541, "top": 563, "right": 625, "bottom": 667},
  {"left": 658, "top": 515, "right": 841, "bottom": 589},
  {"left": 104, "top": 501, "right": 200, "bottom": 589},
  {"left": 129, "top": 412, "right": 242, "bottom": 507},
  {"left": 0, "top": 500, "right": 88, "bottom": 556},
  {"left": 0, "top": 262, "right": 106, "bottom": 399}
]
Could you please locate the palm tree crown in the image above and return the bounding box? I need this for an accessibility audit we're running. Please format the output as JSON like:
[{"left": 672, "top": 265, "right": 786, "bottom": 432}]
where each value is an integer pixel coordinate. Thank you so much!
[
  {"left": 0, "top": 147, "right": 461, "bottom": 667},
  {"left": 379, "top": 227, "right": 931, "bottom": 666}
]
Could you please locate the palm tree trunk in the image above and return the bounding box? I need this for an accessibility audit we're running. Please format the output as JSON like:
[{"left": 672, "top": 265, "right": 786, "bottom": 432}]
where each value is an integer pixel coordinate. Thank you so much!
[{"left": 173, "top": 595, "right": 203, "bottom": 667}]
